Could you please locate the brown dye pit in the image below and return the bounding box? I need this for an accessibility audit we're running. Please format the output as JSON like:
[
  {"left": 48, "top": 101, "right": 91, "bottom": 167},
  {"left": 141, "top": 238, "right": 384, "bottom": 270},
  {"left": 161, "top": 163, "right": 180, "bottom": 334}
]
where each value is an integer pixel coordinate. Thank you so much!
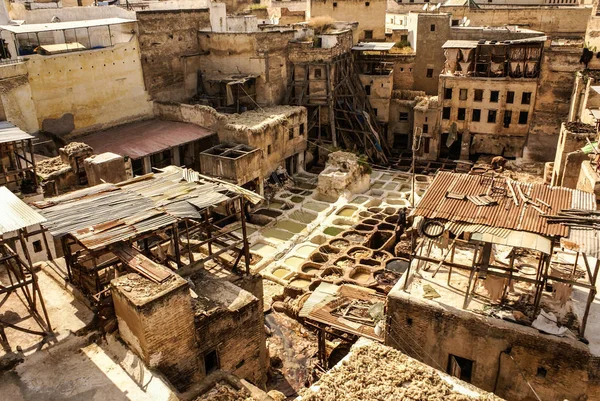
[{"left": 343, "top": 232, "right": 366, "bottom": 243}]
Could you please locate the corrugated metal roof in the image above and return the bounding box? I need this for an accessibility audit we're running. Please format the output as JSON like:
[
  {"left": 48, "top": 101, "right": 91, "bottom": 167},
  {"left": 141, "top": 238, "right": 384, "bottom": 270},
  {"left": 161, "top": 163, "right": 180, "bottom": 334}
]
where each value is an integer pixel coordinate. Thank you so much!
[
  {"left": 0, "top": 18, "right": 136, "bottom": 34},
  {"left": 562, "top": 227, "right": 600, "bottom": 258},
  {"left": 413, "top": 171, "right": 595, "bottom": 238},
  {"left": 0, "top": 186, "right": 46, "bottom": 235},
  {"left": 78, "top": 119, "right": 216, "bottom": 160},
  {"left": 35, "top": 166, "right": 263, "bottom": 250},
  {"left": 0, "top": 121, "right": 34, "bottom": 144}
]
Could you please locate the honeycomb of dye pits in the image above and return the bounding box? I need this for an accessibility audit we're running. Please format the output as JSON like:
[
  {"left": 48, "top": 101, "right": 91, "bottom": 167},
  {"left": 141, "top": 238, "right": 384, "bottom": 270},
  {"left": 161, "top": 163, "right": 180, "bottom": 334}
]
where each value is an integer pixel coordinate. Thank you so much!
[
  {"left": 263, "top": 200, "right": 292, "bottom": 210},
  {"left": 248, "top": 213, "right": 275, "bottom": 227},
  {"left": 279, "top": 192, "right": 293, "bottom": 198},
  {"left": 332, "top": 218, "right": 354, "bottom": 227},
  {"left": 346, "top": 246, "right": 372, "bottom": 260},
  {"left": 342, "top": 231, "right": 367, "bottom": 244},
  {"left": 367, "top": 207, "right": 383, "bottom": 214},
  {"left": 362, "top": 218, "right": 379, "bottom": 226},
  {"left": 318, "top": 267, "right": 345, "bottom": 284}
]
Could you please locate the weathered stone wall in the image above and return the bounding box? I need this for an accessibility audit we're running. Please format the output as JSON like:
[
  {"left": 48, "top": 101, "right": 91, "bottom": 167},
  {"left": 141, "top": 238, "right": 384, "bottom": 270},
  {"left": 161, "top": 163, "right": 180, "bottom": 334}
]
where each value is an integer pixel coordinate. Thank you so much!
[
  {"left": 444, "top": 6, "right": 592, "bottom": 38},
  {"left": 392, "top": 54, "right": 415, "bottom": 90},
  {"left": 310, "top": 0, "right": 386, "bottom": 42},
  {"left": 386, "top": 288, "right": 600, "bottom": 401},
  {"left": 111, "top": 274, "right": 201, "bottom": 392},
  {"left": 137, "top": 9, "right": 212, "bottom": 102},
  {"left": 439, "top": 75, "right": 537, "bottom": 157},
  {"left": 25, "top": 38, "right": 152, "bottom": 138},
  {"left": 360, "top": 73, "right": 393, "bottom": 123},
  {"left": 193, "top": 30, "right": 294, "bottom": 106},
  {"left": 0, "top": 62, "right": 39, "bottom": 133},
  {"left": 288, "top": 30, "right": 353, "bottom": 63},
  {"left": 525, "top": 43, "right": 582, "bottom": 161},
  {"left": 218, "top": 107, "right": 308, "bottom": 177},
  {"left": 413, "top": 13, "right": 452, "bottom": 95}
]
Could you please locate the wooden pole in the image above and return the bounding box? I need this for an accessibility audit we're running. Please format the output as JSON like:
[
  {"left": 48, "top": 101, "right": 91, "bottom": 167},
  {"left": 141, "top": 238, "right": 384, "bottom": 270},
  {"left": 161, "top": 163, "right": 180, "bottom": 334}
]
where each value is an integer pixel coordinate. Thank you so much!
[
  {"left": 580, "top": 257, "right": 599, "bottom": 338},
  {"left": 239, "top": 196, "right": 251, "bottom": 275}
]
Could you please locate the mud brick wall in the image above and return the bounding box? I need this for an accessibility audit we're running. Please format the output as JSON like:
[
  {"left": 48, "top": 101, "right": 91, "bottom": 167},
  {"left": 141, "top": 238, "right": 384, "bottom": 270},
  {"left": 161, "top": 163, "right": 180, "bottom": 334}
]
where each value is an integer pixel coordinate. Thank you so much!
[
  {"left": 386, "top": 289, "right": 600, "bottom": 401},
  {"left": 112, "top": 274, "right": 201, "bottom": 392},
  {"left": 195, "top": 296, "right": 268, "bottom": 388},
  {"left": 137, "top": 9, "right": 211, "bottom": 102}
]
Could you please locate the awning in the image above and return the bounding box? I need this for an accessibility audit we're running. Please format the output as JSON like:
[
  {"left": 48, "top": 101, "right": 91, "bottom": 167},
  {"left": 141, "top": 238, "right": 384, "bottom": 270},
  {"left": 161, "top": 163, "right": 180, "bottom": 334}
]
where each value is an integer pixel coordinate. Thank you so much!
[
  {"left": 352, "top": 42, "right": 395, "bottom": 52},
  {"left": 0, "top": 186, "right": 46, "bottom": 235},
  {"left": 0, "top": 121, "right": 33, "bottom": 144},
  {"left": 0, "top": 18, "right": 136, "bottom": 34}
]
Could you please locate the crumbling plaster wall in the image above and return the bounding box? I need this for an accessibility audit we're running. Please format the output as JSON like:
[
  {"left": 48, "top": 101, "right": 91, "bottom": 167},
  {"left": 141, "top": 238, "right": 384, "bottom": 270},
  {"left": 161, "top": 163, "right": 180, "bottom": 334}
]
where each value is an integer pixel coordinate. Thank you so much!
[
  {"left": 309, "top": 0, "right": 386, "bottom": 42},
  {"left": 192, "top": 30, "right": 294, "bottom": 106},
  {"left": 360, "top": 73, "right": 393, "bottom": 124},
  {"left": 218, "top": 108, "right": 308, "bottom": 177},
  {"left": 386, "top": 289, "right": 600, "bottom": 401},
  {"left": 137, "top": 9, "right": 212, "bottom": 102},
  {"left": 25, "top": 37, "right": 152, "bottom": 138},
  {"left": 525, "top": 43, "right": 582, "bottom": 161},
  {"left": 9, "top": 4, "right": 135, "bottom": 22},
  {"left": 388, "top": 98, "right": 415, "bottom": 149},
  {"left": 0, "top": 62, "right": 39, "bottom": 133}
]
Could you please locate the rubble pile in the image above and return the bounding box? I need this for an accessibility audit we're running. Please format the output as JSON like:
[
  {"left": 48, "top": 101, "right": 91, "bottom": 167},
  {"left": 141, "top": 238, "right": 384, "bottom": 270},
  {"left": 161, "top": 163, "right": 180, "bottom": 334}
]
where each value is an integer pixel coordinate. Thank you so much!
[
  {"left": 195, "top": 382, "right": 254, "bottom": 401},
  {"left": 316, "top": 152, "right": 371, "bottom": 201},
  {"left": 299, "top": 343, "right": 502, "bottom": 401}
]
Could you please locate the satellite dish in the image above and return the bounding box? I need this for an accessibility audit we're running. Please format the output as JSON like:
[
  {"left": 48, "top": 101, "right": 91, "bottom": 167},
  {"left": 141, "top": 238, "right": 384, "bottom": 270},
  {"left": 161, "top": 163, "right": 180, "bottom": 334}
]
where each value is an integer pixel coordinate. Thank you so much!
[
  {"left": 461, "top": 16, "right": 468, "bottom": 24},
  {"left": 436, "top": 3, "right": 442, "bottom": 9},
  {"left": 430, "top": 4, "right": 437, "bottom": 11},
  {"left": 464, "top": 19, "right": 471, "bottom": 27},
  {"left": 422, "top": 4, "right": 429, "bottom": 10}
]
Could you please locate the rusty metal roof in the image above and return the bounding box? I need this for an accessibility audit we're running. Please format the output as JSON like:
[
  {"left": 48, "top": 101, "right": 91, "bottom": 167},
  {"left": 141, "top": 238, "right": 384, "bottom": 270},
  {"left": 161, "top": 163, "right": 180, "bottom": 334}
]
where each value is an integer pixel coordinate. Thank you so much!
[
  {"left": 0, "top": 187, "right": 46, "bottom": 235},
  {"left": 300, "top": 283, "right": 385, "bottom": 341},
  {"left": 0, "top": 121, "right": 34, "bottom": 144},
  {"left": 78, "top": 119, "right": 216, "bottom": 160},
  {"left": 35, "top": 166, "right": 262, "bottom": 250},
  {"left": 413, "top": 171, "right": 596, "bottom": 238}
]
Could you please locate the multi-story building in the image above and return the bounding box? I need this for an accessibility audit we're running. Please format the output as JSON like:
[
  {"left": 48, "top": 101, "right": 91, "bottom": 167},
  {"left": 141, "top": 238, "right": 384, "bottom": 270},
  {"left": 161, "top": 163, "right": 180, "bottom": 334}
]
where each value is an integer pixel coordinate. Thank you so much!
[{"left": 438, "top": 36, "right": 544, "bottom": 159}]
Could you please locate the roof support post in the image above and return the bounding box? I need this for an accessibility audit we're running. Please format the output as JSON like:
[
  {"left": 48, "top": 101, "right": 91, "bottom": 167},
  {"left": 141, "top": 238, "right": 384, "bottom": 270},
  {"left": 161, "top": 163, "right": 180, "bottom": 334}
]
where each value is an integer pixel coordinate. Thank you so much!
[
  {"left": 239, "top": 196, "right": 251, "bottom": 275},
  {"left": 580, "top": 256, "right": 599, "bottom": 338}
]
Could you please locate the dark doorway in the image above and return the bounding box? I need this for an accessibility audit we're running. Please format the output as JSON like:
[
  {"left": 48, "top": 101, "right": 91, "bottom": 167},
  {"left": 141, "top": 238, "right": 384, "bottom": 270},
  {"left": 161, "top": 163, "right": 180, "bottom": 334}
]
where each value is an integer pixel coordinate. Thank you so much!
[
  {"left": 439, "top": 132, "right": 462, "bottom": 159},
  {"left": 448, "top": 354, "right": 474, "bottom": 383},
  {"left": 204, "top": 350, "right": 220, "bottom": 375}
]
